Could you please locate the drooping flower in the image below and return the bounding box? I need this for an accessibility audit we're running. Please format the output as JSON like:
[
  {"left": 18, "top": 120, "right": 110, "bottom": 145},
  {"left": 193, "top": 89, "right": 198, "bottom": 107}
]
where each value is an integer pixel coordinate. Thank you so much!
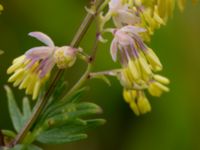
[
  {"left": 7, "top": 32, "right": 56, "bottom": 100},
  {"left": 110, "top": 25, "right": 169, "bottom": 115},
  {"left": 111, "top": 25, "right": 162, "bottom": 83},
  {"left": 108, "top": 0, "right": 141, "bottom": 27},
  {"left": 7, "top": 32, "right": 77, "bottom": 100}
]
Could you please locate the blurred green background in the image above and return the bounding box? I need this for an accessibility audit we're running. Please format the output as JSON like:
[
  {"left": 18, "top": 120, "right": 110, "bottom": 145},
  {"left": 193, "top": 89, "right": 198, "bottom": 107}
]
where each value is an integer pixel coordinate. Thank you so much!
[{"left": 0, "top": 0, "right": 200, "bottom": 150}]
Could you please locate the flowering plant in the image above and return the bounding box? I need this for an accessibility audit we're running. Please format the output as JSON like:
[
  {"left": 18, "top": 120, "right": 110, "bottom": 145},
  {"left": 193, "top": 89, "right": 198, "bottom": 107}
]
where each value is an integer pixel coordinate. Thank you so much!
[{"left": 0, "top": 0, "right": 197, "bottom": 149}]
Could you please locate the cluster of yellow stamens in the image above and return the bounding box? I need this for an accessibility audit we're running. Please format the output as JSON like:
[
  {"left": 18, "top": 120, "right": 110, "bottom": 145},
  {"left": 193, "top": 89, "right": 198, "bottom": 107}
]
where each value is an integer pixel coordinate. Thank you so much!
[{"left": 7, "top": 55, "right": 49, "bottom": 100}]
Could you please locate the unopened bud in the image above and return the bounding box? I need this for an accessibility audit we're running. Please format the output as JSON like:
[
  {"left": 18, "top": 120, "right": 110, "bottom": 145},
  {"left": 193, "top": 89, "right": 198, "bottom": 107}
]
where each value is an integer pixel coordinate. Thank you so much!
[{"left": 54, "top": 46, "right": 77, "bottom": 69}]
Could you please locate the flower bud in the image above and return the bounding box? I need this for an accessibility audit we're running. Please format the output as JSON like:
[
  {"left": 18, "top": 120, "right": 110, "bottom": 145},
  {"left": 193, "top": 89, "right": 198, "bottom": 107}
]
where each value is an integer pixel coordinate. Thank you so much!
[{"left": 54, "top": 46, "right": 77, "bottom": 69}]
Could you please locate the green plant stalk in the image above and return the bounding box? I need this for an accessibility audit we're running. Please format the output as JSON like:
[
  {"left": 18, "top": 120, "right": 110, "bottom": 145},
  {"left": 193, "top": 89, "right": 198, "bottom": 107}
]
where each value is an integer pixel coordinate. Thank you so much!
[
  {"left": 89, "top": 69, "right": 121, "bottom": 78},
  {"left": 10, "top": 0, "right": 105, "bottom": 146},
  {"left": 61, "top": 64, "right": 92, "bottom": 101},
  {"left": 62, "top": 28, "right": 102, "bottom": 101}
]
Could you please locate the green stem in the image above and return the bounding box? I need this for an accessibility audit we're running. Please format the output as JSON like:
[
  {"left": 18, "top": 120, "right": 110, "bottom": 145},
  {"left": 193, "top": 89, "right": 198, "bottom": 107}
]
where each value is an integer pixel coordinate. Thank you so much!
[
  {"left": 70, "top": 13, "right": 94, "bottom": 47},
  {"left": 10, "top": 0, "right": 105, "bottom": 146},
  {"left": 89, "top": 69, "right": 121, "bottom": 78},
  {"left": 61, "top": 64, "right": 92, "bottom": 101},
  {"left": 61, "top": 24, "right": 102, "bottom": 101}
]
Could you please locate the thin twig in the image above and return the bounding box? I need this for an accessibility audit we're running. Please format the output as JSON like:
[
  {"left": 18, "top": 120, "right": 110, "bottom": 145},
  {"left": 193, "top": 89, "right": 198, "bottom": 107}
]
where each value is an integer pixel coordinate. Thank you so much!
[
  {"left": 61, "top": 25, "right": 101, "bottom": 101},
  {"left": 89, "top": 69, "right": 121, "bottom": 78}
]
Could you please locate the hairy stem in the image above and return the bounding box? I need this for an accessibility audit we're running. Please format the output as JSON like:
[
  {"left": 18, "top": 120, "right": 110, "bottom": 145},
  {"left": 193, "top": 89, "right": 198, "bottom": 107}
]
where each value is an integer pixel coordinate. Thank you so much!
[{"left": 10, "top": 0, "right": 104, "bottom": 146}]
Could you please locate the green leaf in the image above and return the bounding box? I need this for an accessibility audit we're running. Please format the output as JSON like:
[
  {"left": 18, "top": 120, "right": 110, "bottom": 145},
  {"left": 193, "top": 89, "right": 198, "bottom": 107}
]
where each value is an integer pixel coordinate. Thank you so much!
[
  {"left": 31, "top": 87, "right": 105, "bottom": 145},
  {"left": 51, "top": 102, "right": 102, "bottom": 119},
  {"left": 68, "top": 87, "right": 89, "bottom": 103},
  {"left": 84, "top": 119, "right": 106, "bottom": 129},
  {"left": 4, "top": 86, "right": 23, "bottom": 132},
  {"left": 37, "top": 133, "right": 87, "bottom": 144},
  {"left": 36, "top": 119, "right": 105, "bottom": 144},
  {"left": 44, "top": 103, "right": 103, "bottom": 128},
  {"left": 76, "top": 102, "right": 102, "bottom": 112},
  {"left": 22, "top": 97, "right": 32, "bottom": 125},
  {"left": 1, "top": 130, "right": 16, "bottom": 138},
  {"left": 53, "top": 80, "right": 68, "bottom": 100},
  {"left": 38, "top": 87, "right": 89, "bottom": 124},
  {"left": 4, "top": 86, "right": 33, "bottom": 134}
]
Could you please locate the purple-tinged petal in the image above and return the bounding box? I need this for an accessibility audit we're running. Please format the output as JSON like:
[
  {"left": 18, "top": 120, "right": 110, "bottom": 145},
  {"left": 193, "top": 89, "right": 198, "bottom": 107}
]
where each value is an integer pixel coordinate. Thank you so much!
[
  {"left": 122, "top": 25, "right": 146, "bottom": 35},
  {"left": 109, "top": 0, "right": 122, "bottom": 11},
  {"left": 116, "top": 30, "right": 132, "bottom": 46},
  {"left": 110, "top": 38, "right": 118, "bottom": 61},
  {"left": 25, "top": 46, "right": 54, "bottom": 59},
  {"left": 39, "top": 58, "right": 55, "bottom": 78},
  {"left": 29, "top": 32, "right": 55, "bottom": 47},
  {"left": 26, "top": 58, "right": 39, "bottom": 69},
  {"left": 131, "top": 34, "right": 147, "bottom": 51},
  {"left": 119, "top": 45, "right": 130, "bottom": 66},
  {"left": 130, "top": 42, "right": 139, "bottom": 58}
]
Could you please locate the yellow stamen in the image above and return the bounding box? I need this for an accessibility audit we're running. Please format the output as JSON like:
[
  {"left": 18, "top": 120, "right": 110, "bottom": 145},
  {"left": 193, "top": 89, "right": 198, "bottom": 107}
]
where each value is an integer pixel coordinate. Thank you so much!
[
  {"left": 33, "top": 81, "right": 41, "bottom": 100},
  {"left": 137, "top": 93, "right": 151, "bottom": 114},
  {"left": 154, "top": 75, "right": 170, "bottom": 84},
  {"left": 8, "top": 69, "right": 24, "bottom": 83}
]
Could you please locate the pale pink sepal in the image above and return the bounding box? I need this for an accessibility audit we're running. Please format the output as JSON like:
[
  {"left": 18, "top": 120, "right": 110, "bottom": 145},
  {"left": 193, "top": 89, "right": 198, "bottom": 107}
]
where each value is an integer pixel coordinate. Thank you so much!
[{"left": 29, "top": 32, "right": 55, "bottom": 47}]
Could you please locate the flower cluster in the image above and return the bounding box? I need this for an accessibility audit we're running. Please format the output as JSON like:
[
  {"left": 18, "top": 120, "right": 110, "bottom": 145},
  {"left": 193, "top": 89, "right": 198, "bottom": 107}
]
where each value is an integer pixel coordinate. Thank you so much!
[
  {"left": 101, "top": 0, "right": 176, "bottom": 115},
  {"left": 7, "top": 32, "right": 77, "bottom": 100},
  {"left": 6, "top": 0, "right": 188, "bottom": 114}
]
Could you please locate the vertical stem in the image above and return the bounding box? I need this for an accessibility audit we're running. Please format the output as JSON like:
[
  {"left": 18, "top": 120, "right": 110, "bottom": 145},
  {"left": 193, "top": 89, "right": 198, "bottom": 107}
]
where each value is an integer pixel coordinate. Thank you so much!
[
  {"left": 70, "top": 13, "right": 94, "bottom": 47},
  {"left": 10, "top": 0, "right": 105, "bottom": 146}
]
